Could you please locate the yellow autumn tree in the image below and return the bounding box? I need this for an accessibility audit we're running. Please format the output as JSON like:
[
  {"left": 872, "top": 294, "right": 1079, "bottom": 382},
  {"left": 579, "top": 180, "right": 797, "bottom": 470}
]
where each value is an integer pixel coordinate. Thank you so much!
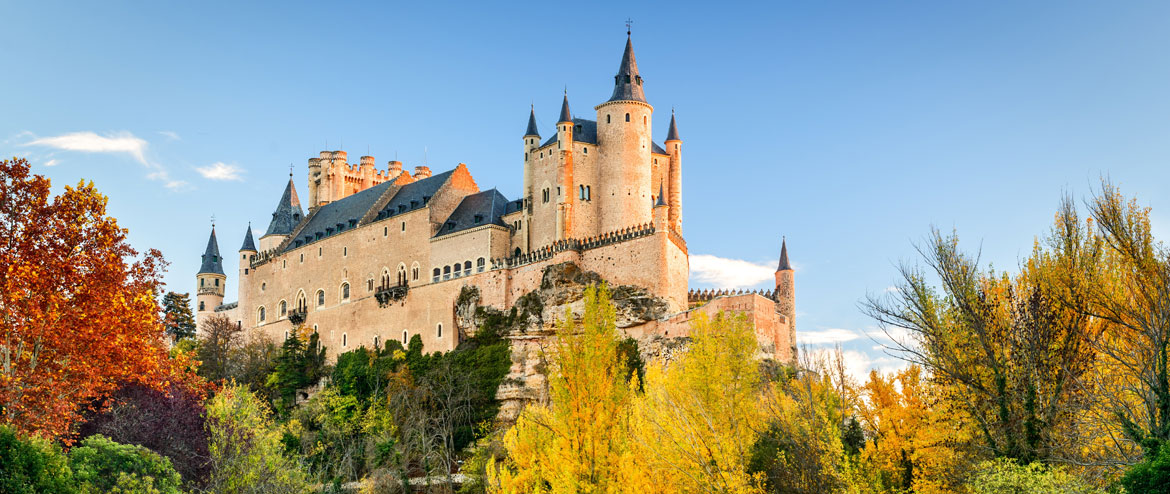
[
  {"left": 488, "top": 284, "right": 644, "bottom": 493},
  {"left": 629, "top": 311, "right": 765, "bottom": 493}
]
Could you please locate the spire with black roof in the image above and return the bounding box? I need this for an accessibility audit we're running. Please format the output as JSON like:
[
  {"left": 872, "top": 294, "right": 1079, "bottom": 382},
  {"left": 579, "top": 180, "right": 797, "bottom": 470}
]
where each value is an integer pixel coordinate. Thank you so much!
[
  {"left": 665, "top": 109, "right": 681, "bottom": 142},
  {"left": 656, "top": 182, "right": 666, "bottom": 207},
  {"left": 777, "top": 237, "right": 792, "bottom": 271},
  {"left": 264, "top": 175, "right": 304, "bottom": 238},
  {"left": 240, "top": 223, "right": 257, "bottom": 252},
  {"left": 608, "top": 31, "right": 647, "bottom": 103},
  {"left": 524, "top": 105, "right": 540, "bottom": 137},
  {"left": 198, "top": 227, "right": 225, "bottom": 275},
  {"left": 557, "top": 91, "right": 572, "bottom": 123}
]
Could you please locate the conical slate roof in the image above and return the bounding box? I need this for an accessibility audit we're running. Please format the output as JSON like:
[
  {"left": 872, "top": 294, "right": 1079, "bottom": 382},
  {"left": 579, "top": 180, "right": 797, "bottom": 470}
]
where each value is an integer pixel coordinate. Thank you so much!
[
  {"left": 777, "top": 237, "right": 792, "bottom": 271},
  {"left": 264, "top": 177, "right": 304, "bottom": 237},
  {"left": 558, "top": 93, "right": 572, "bottom": 123},
  {"left": 198, "top": 228, "right": 225, "bottom": 275},
  {"left": 239, "top": 224, "right": 257, "bottom": 252},
  {"left": 655, "top": 182, "right": 666, "bottom": 207},
  {"left": 666, "top": 111, "right": 681, "bottom": 141},
  {"left": 608, "top": 34, "right": 647, "bottom": 103},
  {"left": 525, "top": 106, "right": 540, "bottom": 137}
]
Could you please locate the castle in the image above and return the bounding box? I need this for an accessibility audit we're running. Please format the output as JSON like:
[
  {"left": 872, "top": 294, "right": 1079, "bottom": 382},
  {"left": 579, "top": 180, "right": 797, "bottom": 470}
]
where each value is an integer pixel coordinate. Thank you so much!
[{"left": 194, "top": 33, "right": 797, "bottom": 363}]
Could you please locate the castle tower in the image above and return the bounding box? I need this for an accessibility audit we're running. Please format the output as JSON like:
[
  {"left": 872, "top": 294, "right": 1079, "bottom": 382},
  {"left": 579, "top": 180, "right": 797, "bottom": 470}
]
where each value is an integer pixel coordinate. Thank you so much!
[
  {"left": 595, "top": 32, "right": 654, "bottom": 234},
  {"left": 555, "top": 93, "right": 575, "bottom": 240},
  {"left": 195, "top": 226, "right": 226, "bottom": 329},
  {"left": 237, "top": 224, "right": 257, "bottom": 326},
  {"left": 665, "top": 110, "right": 682, "bottom": 233},
  {"left": 259, "top": 175, "right": 304, "bottom": 251},
  {"left": 521, "top": 106, "right": 540, "bottom": 252},
  {"left": 774, "top": 237, "right": 796, "bottom": 355}
]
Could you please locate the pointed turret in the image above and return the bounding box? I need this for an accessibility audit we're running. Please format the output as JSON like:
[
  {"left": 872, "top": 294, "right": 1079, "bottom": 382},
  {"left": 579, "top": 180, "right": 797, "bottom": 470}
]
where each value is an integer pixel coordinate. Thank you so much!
[
  {"left": 260, "top": 177, "right": 304, "bottom": 251},
  {"left": 655, "top": 182, "right": 666, "bottom": 207},
  {"left": 198, "top": 228, "right": 225, "bottom": 275},
  {"left": 525, "top": 105, "right": 540, "bottom": 137},
  {"left": 777, "top": 237, "right": 792, "bottom": 271},
  {"left": 665, "top": 110, "right": 681, "bottom": 142},
  {"left": 557, "top": 92, "right": 572, "bottom": 123},
  {"left": 608, "top": 33, "right": 647, "bottom": 103},
  {"left": 239, "top": 223, "right": 257, "bottom": 252}
]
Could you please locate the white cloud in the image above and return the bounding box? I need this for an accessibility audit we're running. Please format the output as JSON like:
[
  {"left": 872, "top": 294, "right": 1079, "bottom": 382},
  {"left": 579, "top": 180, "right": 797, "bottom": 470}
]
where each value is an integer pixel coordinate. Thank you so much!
[
  {"left": 44, "top": 159, "right": 58, "bottom": 167},
  {"left": 195, "top": 162, "right": 244, "bottom": 181},
  {"left": 157, "top": 130, "right": 181, "bottom": 141},
  {"left": 689, "top": 254, "right": 774, "bottom": 289},
  {"left": 798, "top": 328, "right": 862, "bottom": 345},
  {"left": 803, "top": 347, "right": 910, "bottom": 382},
  {"left": 26, "top": 131, "right": 149, "bottom": 165}
]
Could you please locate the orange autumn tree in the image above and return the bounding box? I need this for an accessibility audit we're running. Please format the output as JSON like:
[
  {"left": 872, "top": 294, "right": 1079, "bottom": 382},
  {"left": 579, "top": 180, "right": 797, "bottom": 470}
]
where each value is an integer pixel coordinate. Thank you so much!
[{"left": 0, "top": 157, "right": 191, "bottom": 438}]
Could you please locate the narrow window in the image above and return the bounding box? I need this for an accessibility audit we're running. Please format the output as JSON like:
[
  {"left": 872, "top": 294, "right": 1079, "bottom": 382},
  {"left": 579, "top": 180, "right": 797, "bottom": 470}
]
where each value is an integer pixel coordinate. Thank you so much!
[
  {"left": 443, "top": 266, "right": 451, "bottom": 280},
  {"left": 317, "top": 290, "right": 325, "bottom": 307},
  {"left": 586, "top": 186, "right": 591, "bottom": 200},
  {"left": 373, "top": 335, "right": 380, "bottom": 349},
  {"left": 343, "top": 247, "right": 347, "bottom": 257},
  {"left": 412, "top": 266, "right": 419, "bottom": 280},
  {"left": 625, "top": 113, "right": 630, "bottom": 122},
  {"left": 282, "top": 260, "right": 287, "bottom": 268},
  {"left": 261, "top": 282, "right": 266, "bottom": 291},
  {"left": 284, "top": 331, "right": 288, "bottom": 340},
  {"left": 607, "top": 114, "right": 611, "bottom": 124},
  {"left": 280, "top": 300, "right": 287, "bottom": 316},
  {"left": 318, "top": 247, "right": 322, "bottom": 257},
  {"left": 244, "top": 268, "right": 249, "bottom": 275},
  {"left": 453, "top": 263, "right": 462, "bottom": 278},
  {"left": 384, "top": 226, "right": 388, "bottom": 237},
  {"left": 215, "top": 279, "right": 219, "bottom": 287},
  {"left": 643, "top": 115, "right": 647, "bottom": 125},
  {"left": 402, "top": 330, "right": 409, "bottom": 344},
  {"left": 401, "top": 221, "right": 405, "bottom": 232},
  {"left": 583, "top": 147, "right": 587, "bottom": 154},
  {"left": 433, "top": 268, "right": 441, "bottom": 282},
  {"left": 437, "top": 323, "right": 443, "bottom": 338},
  {"left": 342, "top": 333, "right": 348, "bottom": 347},
  {"left": 199, "top": 301, "right": 205, "bottom": 311},
  {"left": 464, "top": 260, "right": 472, "bottom": 273},
  {"left": 200, "top": 279, "right": 204, "bottom": 287},
  {"left": 258, "top": 306, "right": 265, "bottom": 322},
  {"left": 300, "top": 253, "right": 304, "bottom": 263},
  {"left": 477, "top": 257, "right": 486, "bottom": 272},
  {"left": 342, "top": 283, "right": 350, "bottom": 300}
]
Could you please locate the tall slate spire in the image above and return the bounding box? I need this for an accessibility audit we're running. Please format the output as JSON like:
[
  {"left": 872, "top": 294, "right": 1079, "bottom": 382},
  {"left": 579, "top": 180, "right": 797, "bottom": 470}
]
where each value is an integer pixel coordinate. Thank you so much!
[
  {"left": 608, "top": 33, "right": 647, "bottom": 103},
  {"left": 239, "top": 223, "right": 257, "bottom": 252},
  {"left": 656, "top": 182, "right": 666, "bottom": 206},
  {"left": 557, "top": 92, "right": 572, "bottom": 123},
  {"left": 777, "top": 237, "right": 792, "bottom": 271},
  {"left": 524, "top": 105, "right": 540, "bottom": 137},
  {"left": 264, "top": 176, "right": 304, "bottom": 237},
  {"left": 198, "top": 227, "right": 225, "bottom": 275},
  {"left": 665, "top": 110, "right": 681, "bottom": 141}
]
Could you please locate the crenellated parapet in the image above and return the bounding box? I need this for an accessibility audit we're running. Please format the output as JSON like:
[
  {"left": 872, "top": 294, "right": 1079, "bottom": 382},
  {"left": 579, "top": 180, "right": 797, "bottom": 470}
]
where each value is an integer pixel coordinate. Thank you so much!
[
  {"left": 491, "top": 222, "right": 658, "bottom": 270},
  {"left": 688, "top": 288, "right": 777, "bottom": 306}
]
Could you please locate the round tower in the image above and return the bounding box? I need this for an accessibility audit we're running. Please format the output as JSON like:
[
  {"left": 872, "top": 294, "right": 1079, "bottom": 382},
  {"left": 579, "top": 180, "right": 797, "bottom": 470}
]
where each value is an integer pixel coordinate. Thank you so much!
[
  {"left": 521, "top": 105, "right": 541, "bottom": 252},
  {"left": 196, "top": 226, "right": 227, "bottom": 330},
  {"left": 595, "top": 33, "right": 653, "bottom": 234},
  {"left": 774, "top": 237, "right": 796, "bottom": 361},
  {"left": 665, "top": 110, "right": 683, "bottom": 233},
  {"left": 237, "top": 224, "right": 257, "bottom": 326}
]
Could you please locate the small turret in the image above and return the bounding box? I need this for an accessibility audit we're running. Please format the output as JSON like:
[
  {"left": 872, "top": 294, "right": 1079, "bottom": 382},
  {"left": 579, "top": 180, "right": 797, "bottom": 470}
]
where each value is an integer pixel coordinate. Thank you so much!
[
  {"left": 665, "top": 110, "right": 682, "bottom": 232},
  {"left": 196, "top": 226, "right": 227, "bottom": 329},
  {"left": 259, "top": 176, "right": 304, "bottom": 251},
  {"left": 774, "top": 237, "right": 796, "bottom": 362},
  {"left": 556, "top": 92, "right": 574, "bottom": 152}
]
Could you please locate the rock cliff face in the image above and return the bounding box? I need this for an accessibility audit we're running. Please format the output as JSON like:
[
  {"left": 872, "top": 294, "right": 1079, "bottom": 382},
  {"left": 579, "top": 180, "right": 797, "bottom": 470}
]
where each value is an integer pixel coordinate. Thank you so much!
[{"left": 454, "top": 262, "right": 682, "bottom": 422}]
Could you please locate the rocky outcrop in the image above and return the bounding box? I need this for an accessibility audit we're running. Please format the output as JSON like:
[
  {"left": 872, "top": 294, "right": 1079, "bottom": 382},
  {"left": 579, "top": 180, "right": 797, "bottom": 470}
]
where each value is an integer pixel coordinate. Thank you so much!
[{"left": 456, "top": 262, "right": 680, "bottom": 423}]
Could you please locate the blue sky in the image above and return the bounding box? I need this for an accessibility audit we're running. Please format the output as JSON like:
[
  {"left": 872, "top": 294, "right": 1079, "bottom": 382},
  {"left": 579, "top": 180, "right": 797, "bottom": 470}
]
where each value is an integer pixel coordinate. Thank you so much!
[{"left": 3, "top": 1, "right": 1169, "bottom": 377}]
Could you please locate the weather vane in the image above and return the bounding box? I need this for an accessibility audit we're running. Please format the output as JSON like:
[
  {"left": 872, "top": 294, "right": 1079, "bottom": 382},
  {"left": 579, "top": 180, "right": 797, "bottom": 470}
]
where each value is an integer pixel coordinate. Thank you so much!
[
  {"left": 626, "top": 18, "right": 633, "bottom": 35},
  {"left": 210, "top": 214, "right": 216, "bottom": 229}
]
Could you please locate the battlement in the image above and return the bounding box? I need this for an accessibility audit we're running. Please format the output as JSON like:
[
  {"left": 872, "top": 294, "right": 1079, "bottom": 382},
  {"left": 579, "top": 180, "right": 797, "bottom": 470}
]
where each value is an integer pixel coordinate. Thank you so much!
[
  {"left": 491, "top": 222, "right": 658, "bottom": 270},
  {"left": 688, "top": 288, "right": 776, "bottom": 306}
]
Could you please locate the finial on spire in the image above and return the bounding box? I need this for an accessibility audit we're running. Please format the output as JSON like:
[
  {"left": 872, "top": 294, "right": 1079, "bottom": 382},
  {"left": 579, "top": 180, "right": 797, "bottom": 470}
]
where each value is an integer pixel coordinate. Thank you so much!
[
  {"left": 525, "top": 104, "right": 540, "bottom": 137},
  {"left": 626, "top": 18, "right": 633, "bottom": 36},
  {"left": 777, "top": 237, "right": 792, "bottom": 271},
  {"left": 558, "top": 91, "right": 573, "bottom": 124},
  {"left": 210, "top": 214, "right": 216, "bottom": 229},
  {"left": 666, "top": 110, "right": 681, "bottom": 141}
]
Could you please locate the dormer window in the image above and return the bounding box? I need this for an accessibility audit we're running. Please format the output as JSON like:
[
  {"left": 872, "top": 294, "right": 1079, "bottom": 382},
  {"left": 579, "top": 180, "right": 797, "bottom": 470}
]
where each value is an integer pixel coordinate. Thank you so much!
[
  {"left": 398, "top": 205, "right": 406, "bottom": 213},
  {"left": 410, "top": 200, "right": 418, "bottom": 208},
  {"left": 474, "top": 214, "right": 483, "bottom": 224}
]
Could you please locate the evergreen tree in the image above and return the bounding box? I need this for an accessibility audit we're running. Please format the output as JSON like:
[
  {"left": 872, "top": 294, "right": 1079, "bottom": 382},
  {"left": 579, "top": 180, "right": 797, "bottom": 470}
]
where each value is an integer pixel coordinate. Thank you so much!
[
  {"left": 161, "top": 292, "right": 197, "bottom": 342},
  {"left": 268, "top": 331, "right": 327, "bottom": 414}
]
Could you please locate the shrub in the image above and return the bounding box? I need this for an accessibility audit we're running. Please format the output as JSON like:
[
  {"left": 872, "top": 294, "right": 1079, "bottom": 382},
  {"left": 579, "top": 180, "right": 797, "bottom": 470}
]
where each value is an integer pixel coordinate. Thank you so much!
[
  {"left": 967, "top": 459, "right": 1103, "bottom": 494},
  {"left": 68, "top": 434, "right": 181, "bottom": 494},
  {"left": 0, "top": 425, "right": 75, "bottom": 494}
]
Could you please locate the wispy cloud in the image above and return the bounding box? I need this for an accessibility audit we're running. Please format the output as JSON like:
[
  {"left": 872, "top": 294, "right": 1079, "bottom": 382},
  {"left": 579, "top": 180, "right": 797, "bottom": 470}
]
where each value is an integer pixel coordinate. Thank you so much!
[
  {"left": 195, "top": 162, "right": 244, "bottom": 181},
  {"left": 689, "top": 254, "right": 774, "bottom": 289},
  {"left": 44, "top": 159, "right": 58, "bottom": 167},
  {"left": 26, "top": 131, "right": 149, "bottom": 165},
  {"left": 798, "top": 328, "right": 862, "bottom": 345},
  {"left": 157, "top": 130, "right": 181, "bottom": 141},
  {"left": 22, "top": 131, "right": 186, "bottom": 189}
]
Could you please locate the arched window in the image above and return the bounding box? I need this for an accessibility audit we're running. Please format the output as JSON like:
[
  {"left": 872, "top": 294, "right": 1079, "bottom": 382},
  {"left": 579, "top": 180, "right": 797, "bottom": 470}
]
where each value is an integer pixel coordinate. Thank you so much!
[
  {"left": 412, "top": 263, "right": 420, "bottom": 281},
  {"left": 443, "top": 266, "right": 451, "bottom": 280},
  {"left": 437, "top": 323, "right": 443, "bottom": 338},
  {"left": 373, "top": 335, "right": 380, "bottom": 349},
  {"left": 316, "top": 290, "right": 325, "bottom": 307},
  {"left": 261, "top": 282, "right": 267, "bottom": 292},
  {"left": 258, "top": 306, "right": 266, "bottom": 323},
  {"left": 199, "top": 301, "right": 205, "bottom": 311},
  {"left": 433, "top": 268, "right": 441, "bottom": 282},
  {"left": 398, "top": 264, "right": 407, "bottom": 285},
  {"left": 453, "top": 263, "right": 462, "bottom": 278},
  {"left": 402, "top": 330, "right": 409, "bottom": 344},
  {"left": 477, "top": 257, "right": 486, "bottom": 273},
  {"left": 625, "top": 113, "right": 630, "bottom": 122},
  {"left": 643, "top": 115, "right": 647, "bottom": 125},
  {"left": 341, "top": 283, "right": 350, "bottom": 300},
  {"left": 514, "top": 247, "right": 522, "bottom": 257},
  {"left": 464, "top": 260, "right": 472, "bottom": 273},
  {"left": 296, "top": 291, "right": 307, "bottom": 311},
  {"left": 279, "top": 300, "right": 287, "bottom": 316},
  {"left": 381, "top": 268, "right": 391, "bottom": 289}
]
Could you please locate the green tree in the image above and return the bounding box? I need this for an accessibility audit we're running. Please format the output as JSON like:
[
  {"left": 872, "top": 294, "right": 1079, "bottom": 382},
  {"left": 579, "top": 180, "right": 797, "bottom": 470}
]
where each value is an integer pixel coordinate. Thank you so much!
[
  {"left": 267, "top": 331, "right": 327, "bottom": 414},
  {"left": 205, "top": 383, "right": 311, "bottom": 494},
  {"left": 68, "top": 434, "right": 181, "bottom": 494},
  {"left": 161, "top": 292, "right": 197, "bottom": 343},
  {"left": 0, "top": 425, "right": 75, "bottom": 494},
  {"left": 968, "top": 459, "right": 1103, "bottom": 494},
  {"left": 1122, "top": 442, "right": 1170, "bottom": 493}
]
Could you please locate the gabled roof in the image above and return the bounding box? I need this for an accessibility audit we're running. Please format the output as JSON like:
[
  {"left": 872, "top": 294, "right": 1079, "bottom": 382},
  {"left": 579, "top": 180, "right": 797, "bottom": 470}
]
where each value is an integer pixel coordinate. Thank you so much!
[
  {"left": 239, "top": 224, "right": 256, "bottom": 252},
  {"left": 287, "top": 180, "right": 395, "bottom": 251},
  {"left": 374, "top": 170, "right": 455, "bottom": 221},
  {"left": 264, "top": 178, "right": 304, "bottom": 237},
  {"left": 434, "top": 189, "right": 510, "bottom": 237},
  {"left": 541, "top": 118, "right": 598, "bottom": 147},
  {"left": 525, "top": 106, "right": 540, "bottom": 137},
  {"left": 608, "top": 34, "right": 647, "bottom": 103},
  {"left": 198, "top": 228, "right": 225, "bottom": 275}
]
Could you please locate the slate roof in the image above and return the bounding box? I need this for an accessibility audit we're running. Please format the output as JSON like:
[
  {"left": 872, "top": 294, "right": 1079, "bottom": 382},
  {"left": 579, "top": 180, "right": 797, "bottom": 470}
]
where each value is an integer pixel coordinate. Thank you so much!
[
  {"left": 558, "top": 94, "right": 572, "bottom": 123},
  {"left": 666, "top": 112, "right": 681, "bottom": 141},
  {"left": 504, "top": 198, "right": 524, "bottom": 215},
  {"left": 287, "top": 180, "right": 394, "bottom": 251},
  {"left": 374, "top": 170, "right": 455, "bottom": 221},
  {"left": 655, "top": 182, "right": 666, "bottom": 207},
  {"left": 541, "top": 118, "right": 598, "bottom": 147},
  {"left": 778, "top": 238, "right": 792, "bottom": 271},
  {"left": 434, "top": 189, "right": 510, "bottom": 237},
  {"left": 198, "top": 228, "right": 225, "bottom": 275},
  {"left": 525, "top": 107, "right": 540, "bottom": 137},
  {"left": 608, "top": 35, "right": 647, "bottom": 103},
  {"left": 239, "top": 224, "right": 257, "bottom": 252},
  {"left": 264, "top": 178, "right": 304, "bottom": 237},
  {"left": 651, "top": 141, "right": 667, "bottom": 154}
]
